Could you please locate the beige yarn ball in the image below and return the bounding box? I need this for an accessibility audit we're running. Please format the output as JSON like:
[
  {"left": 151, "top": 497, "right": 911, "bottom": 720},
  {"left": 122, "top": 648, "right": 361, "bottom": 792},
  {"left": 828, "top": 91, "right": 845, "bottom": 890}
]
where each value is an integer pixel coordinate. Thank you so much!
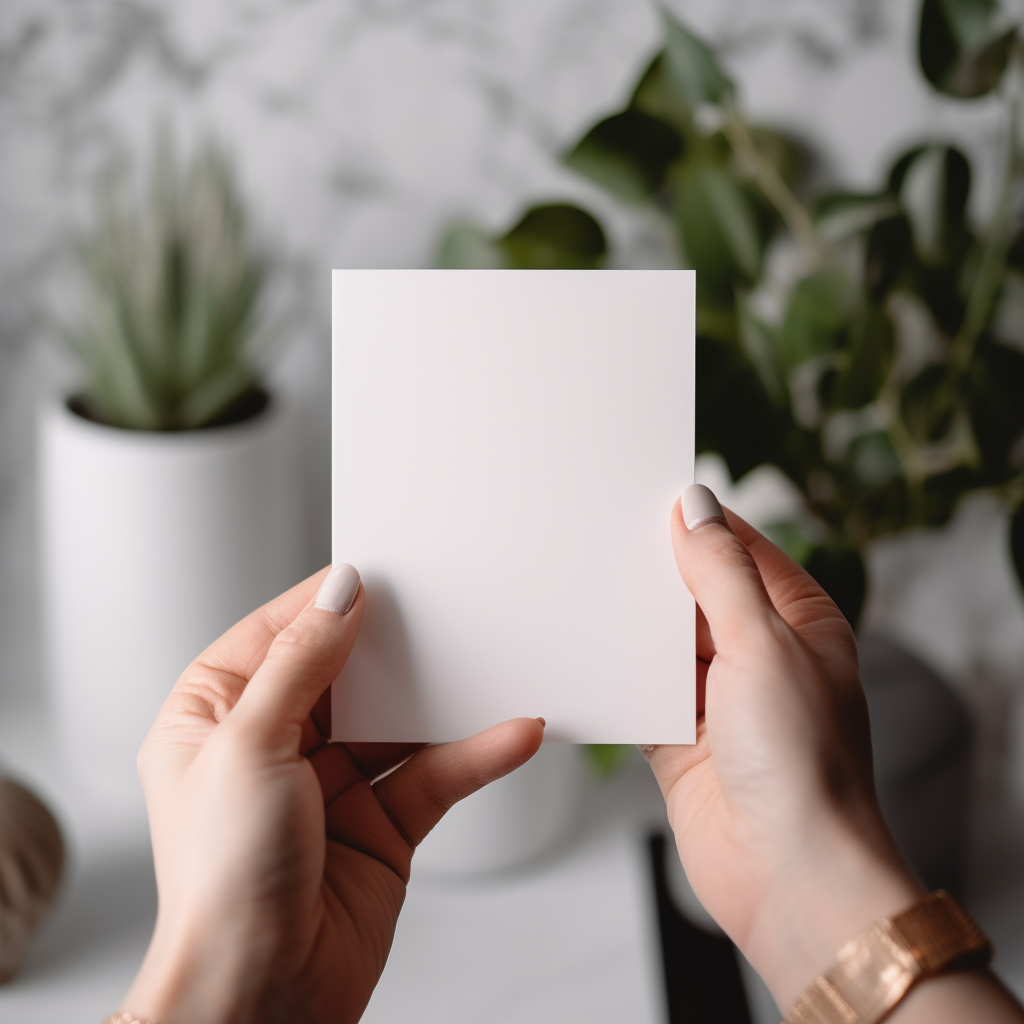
[{"left": 0, "top": 776, "right": 65, "bottom": 983}]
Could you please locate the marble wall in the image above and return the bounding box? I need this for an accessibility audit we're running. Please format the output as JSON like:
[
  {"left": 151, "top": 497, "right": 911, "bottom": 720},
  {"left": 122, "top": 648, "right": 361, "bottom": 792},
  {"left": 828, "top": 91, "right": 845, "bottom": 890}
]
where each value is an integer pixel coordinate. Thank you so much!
[{"left": 2, "top": 0, "right": 1023, "bottom": 727}]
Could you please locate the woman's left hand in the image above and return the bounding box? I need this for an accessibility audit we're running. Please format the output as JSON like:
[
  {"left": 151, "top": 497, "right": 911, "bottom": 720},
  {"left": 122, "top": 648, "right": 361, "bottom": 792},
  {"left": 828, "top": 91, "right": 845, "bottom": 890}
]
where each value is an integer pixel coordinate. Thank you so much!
[{"left": 121, "top": 564, "right": 544, "bottom": 1024}]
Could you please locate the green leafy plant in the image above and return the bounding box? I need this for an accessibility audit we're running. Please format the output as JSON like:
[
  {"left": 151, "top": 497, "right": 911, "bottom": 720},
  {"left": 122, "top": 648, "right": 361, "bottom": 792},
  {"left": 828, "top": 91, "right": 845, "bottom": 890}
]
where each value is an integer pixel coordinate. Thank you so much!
[
  {"left": 67, "top": 134, "right": 268, "bottom": 431},
  {"left": 439, "top": 0, "right": 1024, "bottom": 632}
]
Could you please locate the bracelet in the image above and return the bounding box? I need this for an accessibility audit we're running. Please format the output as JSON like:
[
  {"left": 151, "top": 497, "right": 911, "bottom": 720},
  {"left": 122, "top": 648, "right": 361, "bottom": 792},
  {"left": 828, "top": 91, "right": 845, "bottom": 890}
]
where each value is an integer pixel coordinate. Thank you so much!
[
  {"left": 784, "top": 890, "right": 992, "bottom": 1024},
  {"left": 103, "top": 1013, "right": 159, "bottom": 1024}
]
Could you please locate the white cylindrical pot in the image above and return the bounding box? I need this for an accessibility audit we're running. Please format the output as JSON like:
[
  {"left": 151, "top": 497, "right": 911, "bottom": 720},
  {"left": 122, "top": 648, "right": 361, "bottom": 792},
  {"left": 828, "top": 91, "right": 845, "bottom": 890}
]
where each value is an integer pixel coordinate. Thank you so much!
[
  {"left": 39, "top": 396, "right": 303, "bottom": 807},
  {"left": 413, "top": 742, "right": 587, "bottom": 876}
]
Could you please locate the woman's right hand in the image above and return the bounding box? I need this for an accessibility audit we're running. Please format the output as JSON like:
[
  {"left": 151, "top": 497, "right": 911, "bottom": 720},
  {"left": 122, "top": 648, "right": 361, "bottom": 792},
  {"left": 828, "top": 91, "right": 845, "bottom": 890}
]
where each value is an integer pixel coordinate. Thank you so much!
[{"left": 647, "top": 486, "right": 960, "bottom": 1014}]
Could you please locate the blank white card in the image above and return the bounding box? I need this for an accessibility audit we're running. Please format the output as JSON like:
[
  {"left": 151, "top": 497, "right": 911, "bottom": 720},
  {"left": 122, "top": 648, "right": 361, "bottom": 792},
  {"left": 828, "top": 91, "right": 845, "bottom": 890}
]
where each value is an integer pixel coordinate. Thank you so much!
[{"left": 331, "top": 270, "right": 695, "bottom": 744}]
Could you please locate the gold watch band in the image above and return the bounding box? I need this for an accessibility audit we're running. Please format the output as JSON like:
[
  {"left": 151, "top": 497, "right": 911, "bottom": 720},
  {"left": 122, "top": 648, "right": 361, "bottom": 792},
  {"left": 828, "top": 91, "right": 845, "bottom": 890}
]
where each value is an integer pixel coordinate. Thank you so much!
[{"left": 785, "top": 890, "right": 992, "bottom": 1024}]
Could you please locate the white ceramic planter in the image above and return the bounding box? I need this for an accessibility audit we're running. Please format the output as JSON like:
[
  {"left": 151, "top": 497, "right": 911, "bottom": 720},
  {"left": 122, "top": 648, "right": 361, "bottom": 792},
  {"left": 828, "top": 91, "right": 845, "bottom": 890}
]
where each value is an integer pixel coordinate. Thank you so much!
[
  {"left": 39, "top": 396, "right": 303, "bottom": 807},
  {"left": 413, "top": 742, "right": 587, "bottom": 876}
]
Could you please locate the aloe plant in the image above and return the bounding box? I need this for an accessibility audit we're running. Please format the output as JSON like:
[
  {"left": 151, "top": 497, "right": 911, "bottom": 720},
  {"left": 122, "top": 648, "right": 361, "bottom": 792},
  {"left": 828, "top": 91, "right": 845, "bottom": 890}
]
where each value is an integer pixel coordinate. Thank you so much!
[{"left": 67, "top": 134, "right": 267, "bottom": 431}]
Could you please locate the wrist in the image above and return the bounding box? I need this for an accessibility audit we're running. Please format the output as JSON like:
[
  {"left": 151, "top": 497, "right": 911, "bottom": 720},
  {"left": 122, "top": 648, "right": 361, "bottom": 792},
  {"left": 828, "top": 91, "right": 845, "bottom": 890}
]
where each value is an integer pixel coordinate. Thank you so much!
[
  {"left": 742, "top": 820, "right": 926, "bottom": 1013},
  {"left": 122, "top": 913, "right": 253, "bottom": 1024}
]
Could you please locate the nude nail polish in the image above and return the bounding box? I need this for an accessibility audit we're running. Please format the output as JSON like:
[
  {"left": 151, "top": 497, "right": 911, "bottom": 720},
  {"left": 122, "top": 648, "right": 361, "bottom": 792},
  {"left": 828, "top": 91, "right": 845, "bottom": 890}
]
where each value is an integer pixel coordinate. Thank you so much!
[
  {"left": 315, "top": 563, "right": 361, "bottom": 615},
  {"left": 682, "top": 484, "right": 727, "bottom": 530}
]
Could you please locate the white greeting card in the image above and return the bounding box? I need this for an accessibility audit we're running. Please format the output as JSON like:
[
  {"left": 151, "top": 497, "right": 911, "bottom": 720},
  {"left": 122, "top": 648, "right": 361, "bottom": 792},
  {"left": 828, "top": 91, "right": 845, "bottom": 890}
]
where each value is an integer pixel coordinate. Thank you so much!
[{"left": 331, "top": 269, "right": 695, "bottom": 744}]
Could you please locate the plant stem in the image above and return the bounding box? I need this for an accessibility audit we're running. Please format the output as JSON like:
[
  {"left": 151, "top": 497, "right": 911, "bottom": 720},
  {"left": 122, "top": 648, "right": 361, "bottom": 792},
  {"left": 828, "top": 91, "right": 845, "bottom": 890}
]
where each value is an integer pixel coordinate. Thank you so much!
[
  {"left": 941, "top": 54, "right": 1022, "bottom": 400},
  {"left": 721, "top": 102, "right": 825, "bottom": 267}
]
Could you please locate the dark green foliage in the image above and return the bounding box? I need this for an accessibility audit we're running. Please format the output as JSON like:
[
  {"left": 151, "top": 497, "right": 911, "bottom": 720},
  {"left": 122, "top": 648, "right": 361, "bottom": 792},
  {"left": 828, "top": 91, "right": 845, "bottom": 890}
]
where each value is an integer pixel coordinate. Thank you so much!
[
  {"left": 438, "top": 203, "right": 606, "bottom": 270},
  {"left": 630, "top": 52, "right": 693, "bottom": 132},
  {"left": 804, "top": 544, "right": 867, "bottom": 630},
  {"left": 781, "top": 268, "right": 858, "bottom": 368},
  {"left": 967, "top": 338, "right": 1024, "bottom": 480},
  {"left": 896, "top": 145, "right": 972, "bottom": 264},
  {"left": 564, "top": 110, "right": 683, "bottom": 202},
  {"left": 583, "top": 744, "right": 632, "bottom": 778},
  {"left": 661, "top": 9, "right": 734, "bottom": 107},
  {"left": 674, "top": 162, "right": 767, "bottom": 302},
  {"left": 501, "top": 204, "right": 607, "bottom": 269},
  {"left": 438, "top": 0, "right": 1024, "bottom": 639},
  {"left": 918, "top": 0, "right": 1016, "bottom": 97},
  {"left": 695, "top": 336, "right": 781, "bottom": 480},
  {"left": 829, "top": 304, "right": 896, "bottom": 409},
  {"left": 865, "top": 215, "right": 913, "bottom": 300}
]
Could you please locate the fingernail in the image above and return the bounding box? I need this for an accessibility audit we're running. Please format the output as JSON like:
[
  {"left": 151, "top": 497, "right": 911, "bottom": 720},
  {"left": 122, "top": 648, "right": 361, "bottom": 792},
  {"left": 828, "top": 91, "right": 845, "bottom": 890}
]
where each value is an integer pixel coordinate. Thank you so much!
[
  {"left": 315, "top": 563, "right": 361, "bottom": 615},
  {"left": 682, "top": 484, "right": 727, "bottom": 530},
  {"left": 636, "top": 744, "right": 656, "bottom": 761},
  {"left": 536, "top": 717, "right": 547, "bottom": 728}
]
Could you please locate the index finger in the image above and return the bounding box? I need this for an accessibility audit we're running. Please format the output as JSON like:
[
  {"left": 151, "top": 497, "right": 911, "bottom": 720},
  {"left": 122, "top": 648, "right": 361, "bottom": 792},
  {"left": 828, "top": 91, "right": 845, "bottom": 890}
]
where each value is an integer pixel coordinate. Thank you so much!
[
  {"left": 722, "top": 508, "right": 849, "bottom": 635},
  {"left": 161, "top": 568, "right": 331, "bottom": 728}
]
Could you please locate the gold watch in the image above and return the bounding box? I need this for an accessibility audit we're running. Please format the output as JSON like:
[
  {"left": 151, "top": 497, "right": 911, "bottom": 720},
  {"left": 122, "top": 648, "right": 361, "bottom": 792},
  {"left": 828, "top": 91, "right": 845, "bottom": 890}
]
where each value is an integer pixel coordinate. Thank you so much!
[{"left": 785, "top": 890, "right": 992, "bottom": 1024}]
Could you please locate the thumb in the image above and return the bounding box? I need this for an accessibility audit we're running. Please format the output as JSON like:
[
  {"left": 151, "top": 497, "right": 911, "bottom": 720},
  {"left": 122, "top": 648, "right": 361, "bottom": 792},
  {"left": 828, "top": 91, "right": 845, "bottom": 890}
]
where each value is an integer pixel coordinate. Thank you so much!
[
  {"left": 230, "top": 563, "right": 363, "bottom": 749},
  {"left": 673, "top": 485, "right": 779, "bottom": 651}
]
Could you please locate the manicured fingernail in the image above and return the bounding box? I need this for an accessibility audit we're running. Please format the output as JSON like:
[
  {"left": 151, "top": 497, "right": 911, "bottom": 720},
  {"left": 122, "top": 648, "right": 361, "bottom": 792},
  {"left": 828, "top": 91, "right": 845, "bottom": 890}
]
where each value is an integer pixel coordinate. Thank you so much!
[
  {"left": 315, "top": 563, "right": 361, "bottom": 615},
  {"left": 636, "top": 744, "right": 656, "bottom": 761},
  {"left": 682, "top": 484, "right": 727, "bottom": 530},
  {"left": 536, "top": 717, "right": 547, "bottom": 728}
]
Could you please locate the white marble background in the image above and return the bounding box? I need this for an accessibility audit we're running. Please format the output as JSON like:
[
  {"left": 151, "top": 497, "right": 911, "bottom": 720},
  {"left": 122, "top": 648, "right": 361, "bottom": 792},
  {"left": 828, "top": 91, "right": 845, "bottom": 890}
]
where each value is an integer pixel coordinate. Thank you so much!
[
  {"left": 3, "top": 0, "right": 1024, "bottom": 1012},
  {"left": 2, "top": 0, "right": 1024, "bottom": 844}
]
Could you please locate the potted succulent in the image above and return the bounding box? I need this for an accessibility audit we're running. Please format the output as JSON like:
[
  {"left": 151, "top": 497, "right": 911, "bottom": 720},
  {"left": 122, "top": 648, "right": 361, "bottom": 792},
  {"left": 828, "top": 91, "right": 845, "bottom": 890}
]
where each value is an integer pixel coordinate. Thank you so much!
[
  {"left": 436, "top": 0, "right": 1024, "bottom": 883},
  {"left": 40, "top": 134, "right": 302, "bottom": 806}
]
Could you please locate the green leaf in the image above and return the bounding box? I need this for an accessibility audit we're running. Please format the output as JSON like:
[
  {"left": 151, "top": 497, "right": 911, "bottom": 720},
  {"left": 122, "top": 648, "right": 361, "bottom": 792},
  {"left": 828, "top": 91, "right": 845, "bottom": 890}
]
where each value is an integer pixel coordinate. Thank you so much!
[
  {"left": 780, "top": 266, "right": 858, "bottom": 369},
  {"left": 1010, "top": 503, "right": 1024, "bottom": 596},
  {"left": 897, "top": 144, "right": 971, "bottom": 264},
  {"left": 746, "top": 126, "right": 809, "bottom": 193},
  {"left": 583, "top": 744, "right": 632, "bottom": 778},
  {"left": 816, "top": 192, "right": 901, "bottom": 242},
  {"left": 437, "top": 222, "right": 507, "bottom": 268},
  {"left": 918, "top": 0, "right": 1016, "bottom": 98},
  {"left": 499, "top": 204, "right": 607, "bottom": 269},
  {"left": 827, "top": 303, "right": 895, "bottom": 409},
  {"left": 762, "top": 519, "right": 818, "bottom": 564},
  {"left": 849, "top": 430, "right": 903, "bottom": 487},
  {"left": 803, "top": 543, "right": 867, "bottom": 630},
  {"left": 564, "top": 109, "right": 684, "bottom": 202},
  {"left": 967, "top": 337, "right": 1024, "bottom": 481},
  {"left": 630, "top": 51, "right": 693, "bottom": 132},
  {"left": 673, "top": 162, "right": 765, "bottom": 300},
  {"left": 901, "top": 364, "right": 957, "bottom": 444},
  {"left": 661, "top": 9, "right": 734, "bottom": 108},
  {"left": 738, "top": 299, "right": 786, "bottom": 404},
  {"left": 991, "top": 267, "right": 1024, "bottom": 348},
  {"left": 864, "top": 214, "right": 914, "bottom": 300},
  {"left": 921, "top": 466, "right": 982, "bottom": 526},
  {"left": 696, "top": 335, "right": 781, "bottom": 479}
]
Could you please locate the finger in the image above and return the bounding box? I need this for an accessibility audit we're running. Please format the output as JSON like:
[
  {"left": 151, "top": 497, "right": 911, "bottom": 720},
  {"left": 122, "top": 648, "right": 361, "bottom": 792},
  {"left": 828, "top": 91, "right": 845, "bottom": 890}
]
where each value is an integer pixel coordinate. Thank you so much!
[
  {"left": 373, "top": 718, "right": 544, "bottom": 848},
  {"left": 697, "top": 655, "right": 710, "bottom": 718},
  {"left": 162, "top": 568, "right": 332, "bottom": 730},
  {"left": 195, "top": 567, "right": 330, "bottom": 683},
  {"left": 229, "top": 563, "right": 363, "bottom": 750},
  {"left": 673, "top": 485, "right": 779, "bottom": 649},
  {"left": 307, "top": 741, "right": 423, "bottom": 798},
  {"left": 344, "top": 742, "right": 424, "bottom": 780},
  {"left": 696, "top": 603, "right": 714, "bottom": 662},
  {"left": 722, "top": 509, "right": 850, "bottom": 636}
]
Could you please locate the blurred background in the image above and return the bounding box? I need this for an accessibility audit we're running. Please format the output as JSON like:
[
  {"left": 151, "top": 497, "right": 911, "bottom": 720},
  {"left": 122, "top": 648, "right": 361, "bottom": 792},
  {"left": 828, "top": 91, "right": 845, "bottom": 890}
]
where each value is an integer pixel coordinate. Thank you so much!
[{"left": 1, "top": 0, "right": 1023, "bottom": 1021}]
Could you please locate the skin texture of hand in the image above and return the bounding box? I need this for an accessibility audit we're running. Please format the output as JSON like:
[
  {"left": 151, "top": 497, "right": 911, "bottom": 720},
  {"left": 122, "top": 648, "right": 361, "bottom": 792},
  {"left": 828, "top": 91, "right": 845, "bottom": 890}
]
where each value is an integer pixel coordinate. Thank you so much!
[
  {"left": 121, "top": 565, "right": 544, "bottom": 1024},
  {"left": 650, "top": 489, "right": 1024, "bottom": 1022}
]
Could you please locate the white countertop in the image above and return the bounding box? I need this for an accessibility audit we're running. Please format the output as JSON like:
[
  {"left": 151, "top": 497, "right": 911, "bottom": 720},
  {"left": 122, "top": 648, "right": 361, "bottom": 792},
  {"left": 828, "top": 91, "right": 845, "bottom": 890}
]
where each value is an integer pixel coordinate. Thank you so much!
[
  {"left": 0, "top": 696, "right": 681, "bottom": 1024},
  {"left": 1, "top": 695, "right": 1022, "bottom": 1024}
]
